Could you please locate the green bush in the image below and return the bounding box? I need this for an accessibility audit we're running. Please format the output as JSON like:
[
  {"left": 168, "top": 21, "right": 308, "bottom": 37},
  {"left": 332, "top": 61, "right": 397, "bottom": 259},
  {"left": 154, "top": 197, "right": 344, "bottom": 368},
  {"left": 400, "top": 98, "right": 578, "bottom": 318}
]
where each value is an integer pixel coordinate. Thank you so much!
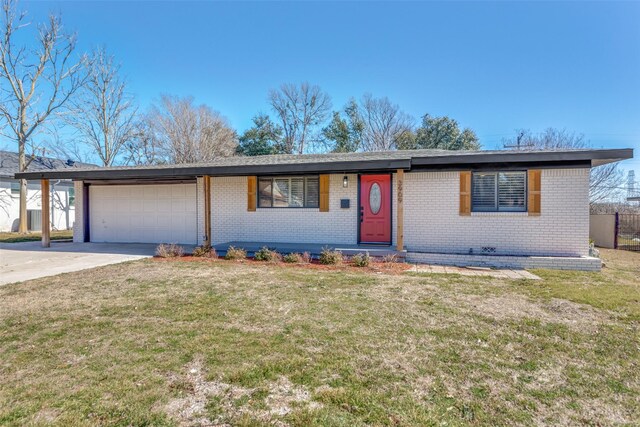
[
  {"left": 319, "top": 247, "right": 343, "bottom": 265},
  {"left": 283, "top": 253, "right": 303, "bottom": 263},
  {"left": 155, "top": 243, "right": 185, "bottom": 258},
  {"left": 351, "top": 252, "right": 371, "bottom": 267},
  {"left": 254, "top": 246, "right": 281, "bottom": 262},
  {"left": 224, "top": 246, "right": 247, "bottom": 260}
]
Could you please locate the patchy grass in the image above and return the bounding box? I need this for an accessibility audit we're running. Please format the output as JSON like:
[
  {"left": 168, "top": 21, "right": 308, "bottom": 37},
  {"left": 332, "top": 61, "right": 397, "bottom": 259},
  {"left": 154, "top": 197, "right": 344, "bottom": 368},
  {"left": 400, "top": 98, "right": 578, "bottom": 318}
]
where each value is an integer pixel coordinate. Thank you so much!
[
  {"left": 0, "top": 249, "right": 638, "bottom": 426},
  {"left": 0, "top": 230, "right": 73, "bottom": 243}
]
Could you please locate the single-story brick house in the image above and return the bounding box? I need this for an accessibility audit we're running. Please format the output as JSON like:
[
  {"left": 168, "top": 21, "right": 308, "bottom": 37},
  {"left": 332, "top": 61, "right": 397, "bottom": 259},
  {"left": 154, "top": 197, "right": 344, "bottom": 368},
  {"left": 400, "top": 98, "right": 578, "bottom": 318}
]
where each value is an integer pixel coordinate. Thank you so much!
[{"left": 15, "top": 148, "right": 633, "bottom": 270}]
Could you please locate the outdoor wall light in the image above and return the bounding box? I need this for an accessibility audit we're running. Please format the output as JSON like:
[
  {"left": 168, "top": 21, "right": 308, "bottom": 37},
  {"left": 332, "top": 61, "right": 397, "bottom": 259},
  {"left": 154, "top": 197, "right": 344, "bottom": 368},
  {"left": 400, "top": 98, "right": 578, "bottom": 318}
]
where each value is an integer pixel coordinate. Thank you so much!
[{"left": 343, "top": 175, "right": 348, "bottom": 188}]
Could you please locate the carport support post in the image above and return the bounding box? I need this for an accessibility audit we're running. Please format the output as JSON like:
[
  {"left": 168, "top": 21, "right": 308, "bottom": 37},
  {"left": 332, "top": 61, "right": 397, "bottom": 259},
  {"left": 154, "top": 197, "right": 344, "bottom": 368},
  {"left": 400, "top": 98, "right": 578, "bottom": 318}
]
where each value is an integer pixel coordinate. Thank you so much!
[
  {"left": 203, "top": 175, "right": 212, "bottom": 246},
  {"left": 41, "top": 179, "right": 50, "bottom": 248},
  {"left": 396, "top": 169, "right": 404, "bottom": 252}
]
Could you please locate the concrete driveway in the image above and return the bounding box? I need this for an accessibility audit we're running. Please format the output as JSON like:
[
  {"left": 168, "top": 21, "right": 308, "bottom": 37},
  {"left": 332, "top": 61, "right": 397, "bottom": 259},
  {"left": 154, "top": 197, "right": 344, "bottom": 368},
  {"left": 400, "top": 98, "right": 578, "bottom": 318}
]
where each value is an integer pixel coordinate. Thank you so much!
[{"left": 0, "top": 241, "right": 164, "bottom": 285}]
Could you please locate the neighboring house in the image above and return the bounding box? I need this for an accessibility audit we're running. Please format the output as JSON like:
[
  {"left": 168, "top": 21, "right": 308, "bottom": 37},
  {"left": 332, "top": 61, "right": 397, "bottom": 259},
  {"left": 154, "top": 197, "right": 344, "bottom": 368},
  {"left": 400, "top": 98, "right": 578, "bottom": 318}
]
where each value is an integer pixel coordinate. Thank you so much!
[
  {"left": 0, "top": 151, "right": 94, "bottom": 232},
  {"left": 16, "top": 148, "right": 633, "bottom": 270}
]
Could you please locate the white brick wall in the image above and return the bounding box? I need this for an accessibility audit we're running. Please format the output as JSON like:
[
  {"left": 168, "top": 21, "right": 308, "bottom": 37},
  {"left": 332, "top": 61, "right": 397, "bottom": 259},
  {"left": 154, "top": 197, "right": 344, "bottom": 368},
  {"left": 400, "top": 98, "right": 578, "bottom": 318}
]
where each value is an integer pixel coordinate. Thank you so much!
[
  {"left": 73, "top": 180, "right": 84, "bottom": 243},
  {"left": 211, "top": 174, "right": 358, "bottom": 245},
  {"left": 403, "top": 168, "right": 590, "bottom": 257},
  {"left": 206, "top": 169, "right": 590, "bottom": 258}
]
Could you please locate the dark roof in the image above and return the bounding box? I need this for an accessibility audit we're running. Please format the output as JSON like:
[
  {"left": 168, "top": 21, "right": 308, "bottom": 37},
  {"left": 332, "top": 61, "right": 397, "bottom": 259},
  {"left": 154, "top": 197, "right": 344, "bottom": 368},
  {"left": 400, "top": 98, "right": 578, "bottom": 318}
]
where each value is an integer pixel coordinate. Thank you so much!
[
  {"left": 1, "top": 151, "right": 96, "bottom": 179},
  {"left": 13, "top": 148, "right": 634, "bottom": 181}
]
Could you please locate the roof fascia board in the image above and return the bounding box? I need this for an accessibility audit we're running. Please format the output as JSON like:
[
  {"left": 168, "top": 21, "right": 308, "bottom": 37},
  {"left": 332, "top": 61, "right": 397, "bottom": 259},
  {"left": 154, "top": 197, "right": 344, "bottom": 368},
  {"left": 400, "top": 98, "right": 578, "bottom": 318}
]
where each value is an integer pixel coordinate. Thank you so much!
[
  {"left": 15, "top": 158, "right": 412, "bottom": 181},
  {"left": 410, "top": 160, "right": 592, "bottom": 171},
  {"left": 410, "top": 148, "right": 633, "bottom": 167}
]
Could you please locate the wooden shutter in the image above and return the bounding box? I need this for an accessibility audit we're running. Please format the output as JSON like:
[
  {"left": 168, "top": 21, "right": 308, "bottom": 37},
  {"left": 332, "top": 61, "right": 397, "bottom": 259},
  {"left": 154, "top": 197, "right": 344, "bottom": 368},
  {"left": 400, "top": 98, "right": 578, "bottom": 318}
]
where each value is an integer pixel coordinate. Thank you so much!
[
  {"left": 247, "top": 176, "right": 257, "bottom": 211},
  {"left": 528, "top": 170, "right": 541, "bottom": 216},
  {"left": 459, "top": 171, "right": 471, "bottom": 216},
  {"left": 319, "top": 174, "right": 330, "bottom": 212}
]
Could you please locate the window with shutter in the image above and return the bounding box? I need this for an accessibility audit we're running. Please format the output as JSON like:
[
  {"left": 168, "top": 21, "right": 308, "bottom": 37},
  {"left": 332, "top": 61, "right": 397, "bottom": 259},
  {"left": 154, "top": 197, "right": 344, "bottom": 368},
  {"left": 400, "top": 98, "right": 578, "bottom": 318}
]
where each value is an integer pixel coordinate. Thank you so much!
[
  {"left": 257, "top": 176, "right": 320, "bottom": 208},
  {"left": 471, "top": 171, "right": 527, "bottom": 212}
]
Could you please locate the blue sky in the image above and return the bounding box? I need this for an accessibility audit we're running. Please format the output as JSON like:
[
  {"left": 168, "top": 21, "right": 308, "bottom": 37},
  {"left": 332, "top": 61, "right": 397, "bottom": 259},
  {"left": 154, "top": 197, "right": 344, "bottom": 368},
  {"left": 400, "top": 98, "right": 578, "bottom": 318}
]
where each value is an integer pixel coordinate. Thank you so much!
[{"left": 21, "top": 1, "right": 640, "bottom": 174}]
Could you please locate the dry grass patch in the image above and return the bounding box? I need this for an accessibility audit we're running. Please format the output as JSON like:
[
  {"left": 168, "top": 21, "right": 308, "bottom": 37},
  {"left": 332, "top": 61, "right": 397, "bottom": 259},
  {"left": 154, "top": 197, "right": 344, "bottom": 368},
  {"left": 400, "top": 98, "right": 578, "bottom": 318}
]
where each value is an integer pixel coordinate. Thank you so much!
[
  {"left": 0, "top": 250, "right": 638, "bottom": 425},
  {"left": 0, "top": 229, "right": 72, "bottom": 243}
]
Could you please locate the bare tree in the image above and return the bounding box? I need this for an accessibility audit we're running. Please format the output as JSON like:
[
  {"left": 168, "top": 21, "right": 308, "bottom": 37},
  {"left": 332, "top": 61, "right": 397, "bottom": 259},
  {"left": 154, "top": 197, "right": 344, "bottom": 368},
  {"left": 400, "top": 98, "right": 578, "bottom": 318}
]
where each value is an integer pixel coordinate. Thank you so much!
[
  {"left": 503, "top": 128, "right": 589, "bottom": 150},
  {"left": 122, "top": 120, "right": 164, "bottom": 165},
  {"left": 268, "top": 82, "right": 331, "bottom": 154},
  {"left": 0, "top": 0, "right": 86, "bottom": 232},
  {"left": 145, "top": 95, "right": 237, "bottom": 163},
  {"left": 357, "top": 94, "right": 414, "bottom": 151},
  {"left": 66, "top": 47, "right": 137, "bottom": 166},
  {"left": 503, "top": 128, "right": 625, "bottom": 203},
  {"left": 589, "top": 163, "right": 624, "bottom": 204}
]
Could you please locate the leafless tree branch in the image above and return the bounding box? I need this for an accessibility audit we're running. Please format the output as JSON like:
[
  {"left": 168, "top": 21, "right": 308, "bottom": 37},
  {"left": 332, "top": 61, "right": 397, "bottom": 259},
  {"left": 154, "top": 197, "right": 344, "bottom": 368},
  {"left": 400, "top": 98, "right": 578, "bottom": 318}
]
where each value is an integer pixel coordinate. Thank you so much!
[
  {"left": 268, "top": 82, "right": 331, "bottom": 154},
  {"left": 0, "top": 0, "right": 87, "bottom": 232},
  {"left": 142, "top": 95, "right": 237, "bottom": 164}
]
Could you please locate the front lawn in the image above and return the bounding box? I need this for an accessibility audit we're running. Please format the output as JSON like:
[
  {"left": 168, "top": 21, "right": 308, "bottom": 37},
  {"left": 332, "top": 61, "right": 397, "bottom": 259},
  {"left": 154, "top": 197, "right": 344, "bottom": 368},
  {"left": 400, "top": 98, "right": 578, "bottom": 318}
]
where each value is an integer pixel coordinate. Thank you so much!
[
  {"left": 0, "top": 249, "right": 638, "bottom": 426},
  {"left": 0, "top": 229, "right": 73, "bottom": 243}
]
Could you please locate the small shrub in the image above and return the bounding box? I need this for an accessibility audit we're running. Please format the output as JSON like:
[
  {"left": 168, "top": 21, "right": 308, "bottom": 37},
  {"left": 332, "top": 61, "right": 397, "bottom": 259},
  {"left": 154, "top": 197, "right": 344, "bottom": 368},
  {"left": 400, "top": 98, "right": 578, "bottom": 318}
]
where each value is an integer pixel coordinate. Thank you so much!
[
  {"left": 254, "top": 246, "right": 280, "bottom": 262},
  {"left": 283, "top": 252, "right": 303, "bottom": 263},
  {"left": 351, "top": 252, "right": 371, "bottom": 267},
  {"left": 192, "top": 245, "right": 218, "bottom": 259},
  {"left": 301, "top": 252, "right": 312, "bottom": 263},
  {"left": 156, "top": 243, "right": 185, "bottom": 258},
  {"left": 319, "top": 247, "right": 343, "bottom": 265},
  {"left": 224, "top": 246, "right": 247, "bottom": 260},
  {"left": 382, "top": 253, "right": 399, "bottom": 263}
]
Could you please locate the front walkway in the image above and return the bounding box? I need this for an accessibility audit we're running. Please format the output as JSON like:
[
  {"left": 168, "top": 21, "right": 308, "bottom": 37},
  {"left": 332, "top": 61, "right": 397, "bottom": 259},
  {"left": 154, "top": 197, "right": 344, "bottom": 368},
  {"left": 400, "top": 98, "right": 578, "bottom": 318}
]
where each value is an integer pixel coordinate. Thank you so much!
[
  {"left": 411, "top": 264, "right": 541, "bottom": 280},
  {"left": 0, "top": 241, "right": 169, "bottom": 285}
]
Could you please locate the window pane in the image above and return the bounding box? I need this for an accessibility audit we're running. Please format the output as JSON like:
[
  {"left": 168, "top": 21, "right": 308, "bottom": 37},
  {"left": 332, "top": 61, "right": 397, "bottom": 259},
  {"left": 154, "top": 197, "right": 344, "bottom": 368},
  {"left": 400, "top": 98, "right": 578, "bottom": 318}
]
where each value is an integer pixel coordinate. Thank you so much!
[
  {"left": 290, "top": 178, "right": 304, "bottom": 207},
  {"left": 10, "top": 181, "right": 20, "bottom": 195},
  {"left": 305, "top": 177, "right": 319, "bottom": 207},
  {"left": 68, "top": 188, "right": 75, "bottom": 207},
  {"left": 258, "top": 178, "right": 272, "bottom": 207},
  {"left": 472, "top": 173, "right": 496, "bottom": 211},
  {"left": 498, "top": 172, "right": 526, "bottom": 211},
  {"left": 273, "top": 178, "right": 290, "bottom": 207}
]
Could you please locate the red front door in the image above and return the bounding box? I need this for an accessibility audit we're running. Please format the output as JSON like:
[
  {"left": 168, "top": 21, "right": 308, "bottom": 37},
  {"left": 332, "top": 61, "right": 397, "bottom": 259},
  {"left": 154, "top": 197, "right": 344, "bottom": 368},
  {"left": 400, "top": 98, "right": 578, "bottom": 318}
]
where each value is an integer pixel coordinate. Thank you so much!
[{"left": 360, "top": 174, "right": 391, "bottom": 244}]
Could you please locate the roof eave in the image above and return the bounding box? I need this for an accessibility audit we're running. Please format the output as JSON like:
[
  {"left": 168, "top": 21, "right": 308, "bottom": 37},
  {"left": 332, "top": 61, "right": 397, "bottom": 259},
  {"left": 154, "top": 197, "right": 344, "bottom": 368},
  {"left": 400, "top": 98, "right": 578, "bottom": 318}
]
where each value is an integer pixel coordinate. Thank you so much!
[
  {"left": 410, "top": 148, "right": 633, "bottom": 167},
  {"left": 14, "top": 158, "right": 412, "bottom": 180},
  {"left": 13, "top": 148, "right": 634, "bottom": 181}
]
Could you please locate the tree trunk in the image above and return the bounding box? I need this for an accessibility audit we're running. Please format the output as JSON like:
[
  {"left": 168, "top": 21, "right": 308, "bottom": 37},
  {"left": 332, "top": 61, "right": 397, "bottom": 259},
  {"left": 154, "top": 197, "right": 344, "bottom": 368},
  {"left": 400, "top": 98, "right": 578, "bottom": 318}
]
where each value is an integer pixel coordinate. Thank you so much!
[{"left": 18, "top": 141, "right": 28, "bottom": 233}]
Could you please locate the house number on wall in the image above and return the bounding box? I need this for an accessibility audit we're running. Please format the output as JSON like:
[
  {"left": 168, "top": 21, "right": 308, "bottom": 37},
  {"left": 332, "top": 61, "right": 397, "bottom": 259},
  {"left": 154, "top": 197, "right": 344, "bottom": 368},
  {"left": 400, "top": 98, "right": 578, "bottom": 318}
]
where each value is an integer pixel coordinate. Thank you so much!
[{"left": 369, "top": 183, "right": 381, "bottom": 215}]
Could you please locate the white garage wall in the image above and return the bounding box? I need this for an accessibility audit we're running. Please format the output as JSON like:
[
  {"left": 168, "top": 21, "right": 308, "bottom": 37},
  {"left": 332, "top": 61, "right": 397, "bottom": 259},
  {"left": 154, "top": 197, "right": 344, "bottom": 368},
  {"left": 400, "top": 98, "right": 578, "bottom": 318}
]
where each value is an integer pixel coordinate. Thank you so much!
[{"left": 90, "top": 184, "right": 197, "bottom": 244}]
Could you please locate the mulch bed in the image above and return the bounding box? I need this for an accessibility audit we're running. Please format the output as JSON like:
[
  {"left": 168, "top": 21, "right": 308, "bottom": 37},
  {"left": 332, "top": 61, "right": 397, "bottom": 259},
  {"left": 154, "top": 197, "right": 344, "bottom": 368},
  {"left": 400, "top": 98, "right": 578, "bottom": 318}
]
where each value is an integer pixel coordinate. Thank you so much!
[{"left": 152, "top": 255, "right": 413, "bottom": 275}]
